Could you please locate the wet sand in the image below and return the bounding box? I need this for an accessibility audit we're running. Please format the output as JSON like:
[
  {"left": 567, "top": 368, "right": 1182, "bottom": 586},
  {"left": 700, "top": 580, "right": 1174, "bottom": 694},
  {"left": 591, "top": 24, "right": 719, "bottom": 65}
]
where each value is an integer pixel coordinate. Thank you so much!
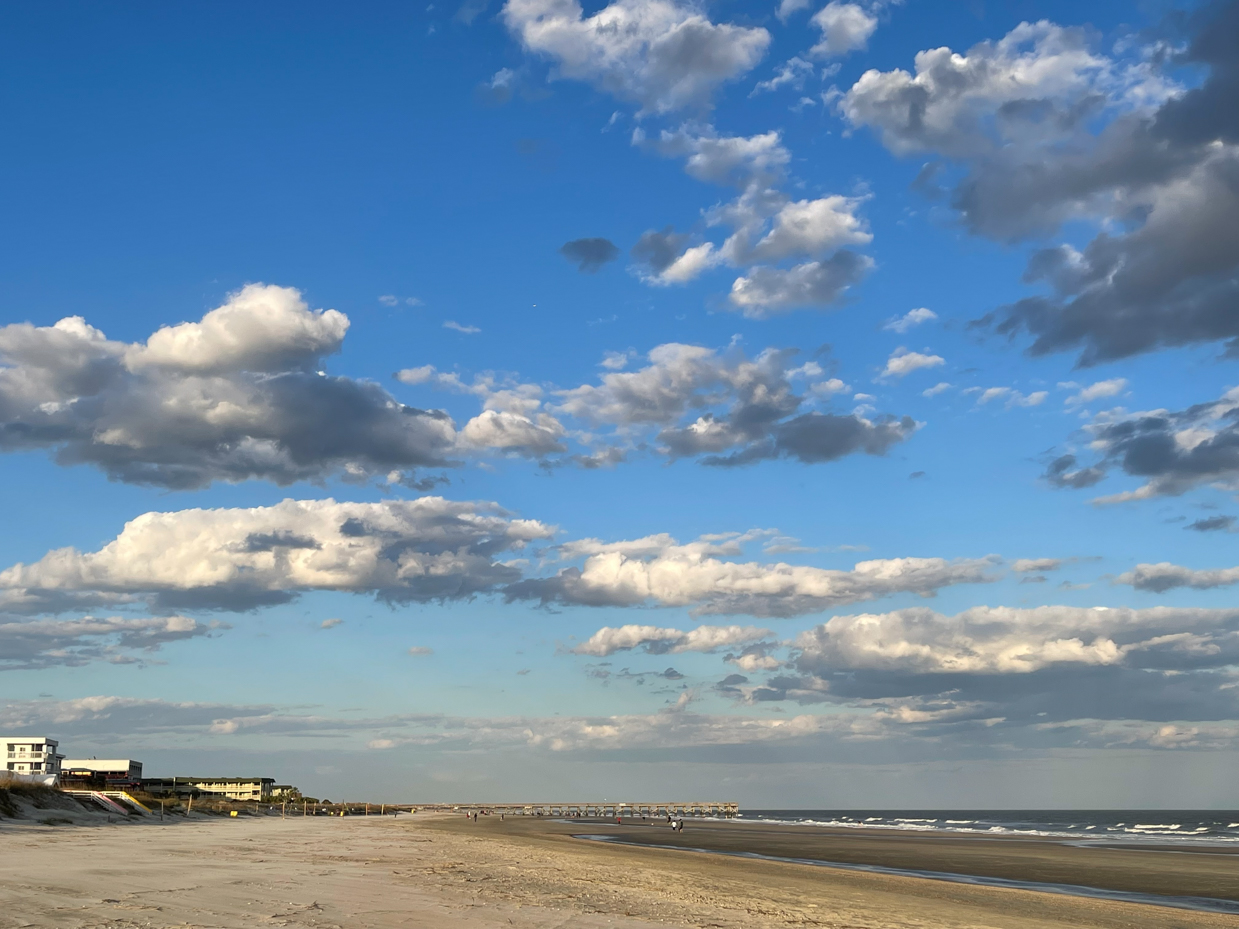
[
  {"left": 491, "top": 815, "right": 1239, "bottom": 904},
  {"left": 423, "top": 813, "right": 1239, "bottom": 927},
  {"left": 2, "top": 812, "right": 1237, "bottom": 928}
]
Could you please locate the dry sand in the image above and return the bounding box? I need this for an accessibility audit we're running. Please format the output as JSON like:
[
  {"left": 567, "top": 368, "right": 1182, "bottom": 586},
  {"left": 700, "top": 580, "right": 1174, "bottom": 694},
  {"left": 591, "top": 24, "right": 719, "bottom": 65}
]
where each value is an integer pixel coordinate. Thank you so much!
[{"left": 1, "top": 812, "right": 1236, "bottom": 929}]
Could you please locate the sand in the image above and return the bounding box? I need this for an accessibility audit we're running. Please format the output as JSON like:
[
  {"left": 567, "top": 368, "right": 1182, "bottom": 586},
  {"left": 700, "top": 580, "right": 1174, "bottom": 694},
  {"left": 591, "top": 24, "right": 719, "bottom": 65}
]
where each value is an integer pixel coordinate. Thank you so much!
[{"left": 1, "top": 812, "right": 1237, "bottom": 929}]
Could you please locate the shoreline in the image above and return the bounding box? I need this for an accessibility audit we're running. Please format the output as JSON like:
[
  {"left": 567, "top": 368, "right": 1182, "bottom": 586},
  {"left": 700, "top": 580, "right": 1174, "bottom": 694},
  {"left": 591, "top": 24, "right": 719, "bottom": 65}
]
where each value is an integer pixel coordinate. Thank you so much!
[
  {"left": 424, "top": 813, "right": 1239, "bottom": 906},
  {"left": 572, "top": 831, "right": 1239, "bottom": 914}
]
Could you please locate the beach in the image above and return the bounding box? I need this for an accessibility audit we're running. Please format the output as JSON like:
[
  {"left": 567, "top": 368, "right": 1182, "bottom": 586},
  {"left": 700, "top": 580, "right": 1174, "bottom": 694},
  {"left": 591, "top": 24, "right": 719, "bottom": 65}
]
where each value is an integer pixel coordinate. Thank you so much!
[{"left": 2, "top": 812, "right": 1237, "bottom": 929}]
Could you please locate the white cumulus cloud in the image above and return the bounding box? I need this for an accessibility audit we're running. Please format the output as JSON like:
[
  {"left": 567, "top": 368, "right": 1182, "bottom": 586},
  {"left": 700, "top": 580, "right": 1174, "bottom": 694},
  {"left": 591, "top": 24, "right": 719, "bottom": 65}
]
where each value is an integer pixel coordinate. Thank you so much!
[
  {"left": 502, "top": 0, "right": 770, "bottom": 114},
  {"left": 881, "top": 347, "right": 945, "bottom": 379}
]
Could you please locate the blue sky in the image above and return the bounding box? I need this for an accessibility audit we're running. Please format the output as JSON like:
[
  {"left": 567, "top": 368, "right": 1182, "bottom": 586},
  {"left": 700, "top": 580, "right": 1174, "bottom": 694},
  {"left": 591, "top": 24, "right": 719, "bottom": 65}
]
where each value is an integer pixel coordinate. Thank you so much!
[{"left": 2, "top": 0, "right": 1238, "bottom": 807}]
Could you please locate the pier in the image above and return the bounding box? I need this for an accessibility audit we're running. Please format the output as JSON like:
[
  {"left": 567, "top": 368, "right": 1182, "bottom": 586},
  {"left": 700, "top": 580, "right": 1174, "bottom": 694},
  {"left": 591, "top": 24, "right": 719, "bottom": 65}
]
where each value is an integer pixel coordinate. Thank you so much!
[{"left": 410, "top": 801, "right": 739, "bottom": 818}]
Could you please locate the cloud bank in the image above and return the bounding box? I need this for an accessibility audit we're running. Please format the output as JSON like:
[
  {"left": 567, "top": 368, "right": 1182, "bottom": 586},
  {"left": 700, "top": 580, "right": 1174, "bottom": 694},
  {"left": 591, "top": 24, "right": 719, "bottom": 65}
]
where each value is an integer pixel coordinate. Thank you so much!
[
  {"left": 402, "top": 341, "right": 917, "bottom": 468},
  {"left": 843, "top": 8, "right": 1239, "bottom": 364},
  {"left": 0, "top": 497, "right": 553, "bottom": 614},
  {"left": 0, "top": 284, "right": 456, "bottom": 488}
]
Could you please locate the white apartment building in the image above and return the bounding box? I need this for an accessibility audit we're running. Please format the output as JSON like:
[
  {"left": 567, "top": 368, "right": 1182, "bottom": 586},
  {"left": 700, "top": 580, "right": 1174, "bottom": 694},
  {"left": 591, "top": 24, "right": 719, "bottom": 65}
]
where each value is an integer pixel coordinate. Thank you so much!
[
  {"left": 189, "top": 777, "right": 275, "bottom": 801},
  {"left": 2, "top": 736, "right": 64, "bottom": 783}
]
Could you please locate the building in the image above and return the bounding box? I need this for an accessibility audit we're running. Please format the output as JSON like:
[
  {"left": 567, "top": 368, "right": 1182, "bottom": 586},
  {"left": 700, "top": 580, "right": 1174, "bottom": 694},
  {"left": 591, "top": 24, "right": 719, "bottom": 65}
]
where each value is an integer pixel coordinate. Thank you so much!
[
  {"left": 2, "top": 736, "right": 64, "bottom": 784},
  {"left": 60, "top": 758, "right": 143, "bottom": 789},
  {"left": 141, "top": 776, "right": 275, "bottom": 801}
]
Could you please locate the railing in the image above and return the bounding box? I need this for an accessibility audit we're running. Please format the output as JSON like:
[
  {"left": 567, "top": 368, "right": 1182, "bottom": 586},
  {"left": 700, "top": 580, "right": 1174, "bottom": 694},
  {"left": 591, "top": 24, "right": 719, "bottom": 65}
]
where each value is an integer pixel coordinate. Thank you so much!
[{"left": 61, "top": 790, "right": 131, "bottom": 815}]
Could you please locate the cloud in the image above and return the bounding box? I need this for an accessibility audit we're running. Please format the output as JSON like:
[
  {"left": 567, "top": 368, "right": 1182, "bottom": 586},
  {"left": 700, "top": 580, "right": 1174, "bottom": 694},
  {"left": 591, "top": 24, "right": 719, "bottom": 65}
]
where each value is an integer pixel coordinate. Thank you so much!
[
  {"left": 399, "top": 341, "right": 916, "bottom": 467},
  {"left": 809, "top": 2, "right": 877, "bottom": 58},
  {"left": 921, "top": 382, "right": 951, "bottom": 398},
  {"left": 0, "top": 693, "right": 909, "bottom": 756},
  {"left": 1062, "top": 378, "right": 1128, "bottom": 407},
  {"left": 126, "top": 285, "right": 350, "bottom": 375},
  {"left": 630, "top": 227, "right": 692, "bottom": 279},
  {"left": 501, "top": 0, "right": 770, "bottom": 114},
  {"left": 476, "top": 67, "right": 519, "bottom": 104},
  {"left": 572, "top": 623, "right": 773, "bottom": 656},
  {"left": 10, "top": 676, "right": 1239, "bottom": 760},
  {"left": 1012, "top": 558, "right": 1062, "bottom": 573},
  {"left": 0, "top": 497, "right": 554, "bottom": 614},
  {"left": 1046, "top": 386, "right": 1239, "bottom": 501},
  {"left": 842, "top": 9, "right": 1239, "bottom": 364},
  {"left": 883, "top": 307, "right": 937, "bottom": 333},
  {"left": 0, "top": 615, "right": 218, "bottom": 671},
  {"left": 0, "top": 284, "right": 457, "bottom": 489},
  {"left": 972, "top": 386, "right": 1048, "bottom": 408},
  {"left": 881, "top": 347, "right": 944, "bottom": 379},
  {"left": 740, "top": 196, "right": 874, "bottom": 264},
  {"left": 771, "top": 605, "right": 1239, "bottom": 740},
  {"left": 695, "top": 410, "right": 915, "bottom": 467},
  {"left": 509, "top": 532, "right": 997, "bottom": 617},
  {"left": 729, "top": 253, "right": 873, "bottom": 316},
  {"left": 1043, "top": 453, "right": 1106, "bottom": 490},
  {"left": 461, "top": 409, "right": 567, "bottom": 454},
  {"left": 443, "top": 321, "right": 481, "bottom": 334},
  {"left": 1117, "top": 562, "right": 1239, "bottom": 593},
  {"left": 548, "top": 341, "right": 916, "bottom": 466},
  {"left": 1187, "top": 515, "right": 1236, "bottom": 533},
  {"left": 634, "top": 125, "right": 874, "bottom": 313},
  {"left": 794, "top": 605, "right": 1203, "bottom": 675},
  {"left": 776, "top": 0, "right": 811, "bottom": 22},
  {"left": 457, "top": 0, "right": 490, "bottom": 23},
  {"left": 320, "top": 618, "right": 343, "bottom": 629},
  {"left": 751, "top": 57, "right": 814, "bottom": 95},
  {"left": 408, "top": 646, "right": 434, "bottom": 656},
  {"left": 651, "top": 242, "right": 720, "bottom": 284},
  {"left": 560, "top": 237, "right": 621, "bottom": 272}
]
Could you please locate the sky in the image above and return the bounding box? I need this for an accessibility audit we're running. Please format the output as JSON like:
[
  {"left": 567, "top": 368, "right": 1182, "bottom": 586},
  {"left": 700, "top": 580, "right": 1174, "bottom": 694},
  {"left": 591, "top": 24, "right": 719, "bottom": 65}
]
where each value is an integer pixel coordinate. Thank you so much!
[{"left": 1, "top": 0, "right": 1238, "bottom": 808}]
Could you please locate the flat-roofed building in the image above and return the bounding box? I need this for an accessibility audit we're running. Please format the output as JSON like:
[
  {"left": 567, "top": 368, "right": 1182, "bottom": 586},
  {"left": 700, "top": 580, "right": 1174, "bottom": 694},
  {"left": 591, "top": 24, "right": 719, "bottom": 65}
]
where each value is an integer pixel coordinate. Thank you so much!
[
  {"left": 142, "top": 776, "right": 274, "bottom": 801},
  {"left": 61, "top": 758, "right": 143, "bottom": 788},
  {"left": 2, "top": 736, "right": 64, "bottom": 784}
]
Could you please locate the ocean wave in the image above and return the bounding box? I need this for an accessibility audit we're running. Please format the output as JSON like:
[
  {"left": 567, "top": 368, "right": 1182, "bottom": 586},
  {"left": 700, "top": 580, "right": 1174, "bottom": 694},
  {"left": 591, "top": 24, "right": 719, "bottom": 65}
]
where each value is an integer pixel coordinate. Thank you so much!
[{"left": 735, "top": 811, "right": 1239, "bottom": 845}]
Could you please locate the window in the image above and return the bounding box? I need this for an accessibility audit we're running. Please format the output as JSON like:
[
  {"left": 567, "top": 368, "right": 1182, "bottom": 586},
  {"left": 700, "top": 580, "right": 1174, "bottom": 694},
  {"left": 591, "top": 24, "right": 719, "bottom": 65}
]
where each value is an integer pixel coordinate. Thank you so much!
[
  {"left": 31, "top": 763, "right": 42, "bottom": 771},
  {"left": 5, "top": 763, "right": 12, "bottom": 771}
]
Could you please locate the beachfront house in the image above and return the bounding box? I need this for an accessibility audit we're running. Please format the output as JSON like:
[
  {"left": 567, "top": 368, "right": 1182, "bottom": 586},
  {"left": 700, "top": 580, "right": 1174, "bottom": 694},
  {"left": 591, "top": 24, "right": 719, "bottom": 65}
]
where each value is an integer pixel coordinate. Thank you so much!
[
  {"left": 142, "top": 776, "right": 275, "bottom": 801},
  {"left": 60, "top": 758, "right": 144, "bottom": 789},
  {"left": 2, "top": 736, "right": 64, "bottom": 784}
]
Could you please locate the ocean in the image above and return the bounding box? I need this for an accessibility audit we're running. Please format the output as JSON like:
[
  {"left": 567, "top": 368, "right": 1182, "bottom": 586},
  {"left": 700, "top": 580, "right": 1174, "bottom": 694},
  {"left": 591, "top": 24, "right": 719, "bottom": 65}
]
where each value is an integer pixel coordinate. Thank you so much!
[{"left": 738, "top": 810, "right": 1239, "bottom": 844}]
